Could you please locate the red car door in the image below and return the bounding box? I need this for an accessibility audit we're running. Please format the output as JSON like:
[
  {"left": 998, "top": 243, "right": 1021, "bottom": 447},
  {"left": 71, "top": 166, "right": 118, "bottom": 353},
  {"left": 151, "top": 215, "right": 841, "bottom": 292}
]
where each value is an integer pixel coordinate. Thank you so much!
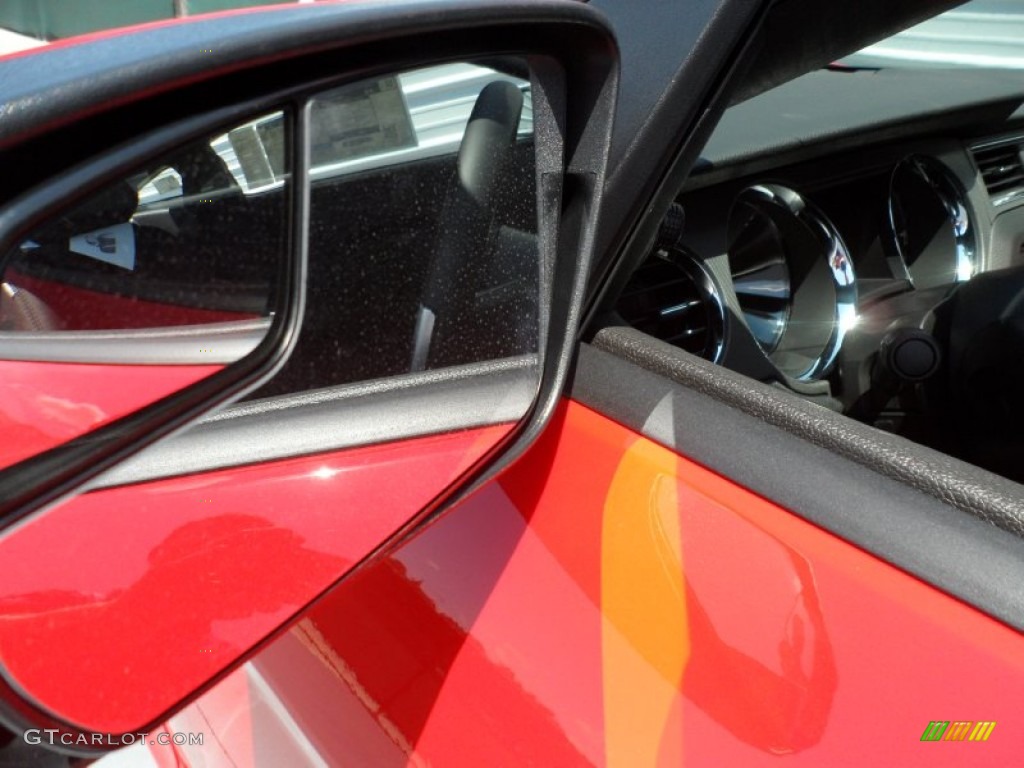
[
  {"left": 138, "top": 1, "right": 1024, "bottom": 766},
  {"left": 163, "top": 372, "right": 1023, "bottom": 765}
]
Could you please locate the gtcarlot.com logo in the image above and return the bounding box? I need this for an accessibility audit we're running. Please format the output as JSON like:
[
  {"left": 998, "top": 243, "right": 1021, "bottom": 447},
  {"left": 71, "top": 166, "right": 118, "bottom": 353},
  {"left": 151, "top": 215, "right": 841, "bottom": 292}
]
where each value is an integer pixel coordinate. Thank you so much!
[{"left": 24, "top": 729, "right": 203, "bottom": 748}]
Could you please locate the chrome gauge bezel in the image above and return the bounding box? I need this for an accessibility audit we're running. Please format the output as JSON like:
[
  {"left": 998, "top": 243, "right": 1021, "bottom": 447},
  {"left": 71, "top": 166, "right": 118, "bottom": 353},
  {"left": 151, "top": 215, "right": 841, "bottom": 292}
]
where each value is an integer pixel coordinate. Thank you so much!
[
  {"left": 663, "top": 246, "right": 727, "bottom": 365},
  {"left": 615, "top": 243, "right": 727, "bottom": 365},
  {"left": 727, "top": 183, "right": 857, "bottom": 381},
  {"left": 885, "top": 155, "right": 976, "bottom": 288}
]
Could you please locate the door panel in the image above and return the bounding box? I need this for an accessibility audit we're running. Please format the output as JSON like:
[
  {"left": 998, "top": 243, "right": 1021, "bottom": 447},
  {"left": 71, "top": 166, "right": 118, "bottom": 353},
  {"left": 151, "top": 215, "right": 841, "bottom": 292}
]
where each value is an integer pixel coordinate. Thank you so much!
[
  {"left": 0, "top": 423, "right": 508, "bottom": 732},
  {"left": 154, "top": 393, "right": 1024, "bottom": 766},
  {"left": 0, "top": 354, "right": 534, "bottom": 735},
  {"left": 578, "top": 328, "right": 1024, "bottom": 626}
]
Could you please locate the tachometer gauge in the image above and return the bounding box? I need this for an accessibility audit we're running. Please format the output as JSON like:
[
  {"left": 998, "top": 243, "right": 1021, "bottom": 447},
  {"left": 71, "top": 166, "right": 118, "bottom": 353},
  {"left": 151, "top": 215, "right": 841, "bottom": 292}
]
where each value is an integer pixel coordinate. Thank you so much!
[
  {"left": 728, "top": 184, "right": 856, "bottom": 381},
  {"left": 886, "top": 155, "right": 975, "bottom": 288}
]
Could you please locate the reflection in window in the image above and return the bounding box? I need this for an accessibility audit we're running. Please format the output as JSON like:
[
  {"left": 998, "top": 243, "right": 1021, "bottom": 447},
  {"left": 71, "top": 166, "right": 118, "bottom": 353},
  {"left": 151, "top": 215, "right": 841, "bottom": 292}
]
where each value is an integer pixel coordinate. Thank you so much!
[
  {"left": 252, "top": 61, "right": 539, "bottom": 398},
  {"left": 2, "top": 111, "right": 289, "bottom": 334}
]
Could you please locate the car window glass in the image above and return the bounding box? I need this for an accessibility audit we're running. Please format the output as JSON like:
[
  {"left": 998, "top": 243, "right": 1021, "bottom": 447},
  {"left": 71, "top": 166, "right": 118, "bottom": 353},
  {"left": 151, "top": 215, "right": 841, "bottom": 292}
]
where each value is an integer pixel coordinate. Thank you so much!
[
  {"left": 621, "top": 5, "right": 1024, "bottom": 485},
  {"left": 250, "top": 61, "right": 538, "bottom": 398}
]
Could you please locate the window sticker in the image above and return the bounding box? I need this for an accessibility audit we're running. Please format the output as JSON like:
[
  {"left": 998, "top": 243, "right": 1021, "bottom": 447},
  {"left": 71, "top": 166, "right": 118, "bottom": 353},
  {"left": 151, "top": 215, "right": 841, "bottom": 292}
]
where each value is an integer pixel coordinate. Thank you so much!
[
  {"left": 69, "top": 222, "right": 136, "bottom": 271},
  {"left": 310, "top": 76, "right": 416, "bottom": 165}
]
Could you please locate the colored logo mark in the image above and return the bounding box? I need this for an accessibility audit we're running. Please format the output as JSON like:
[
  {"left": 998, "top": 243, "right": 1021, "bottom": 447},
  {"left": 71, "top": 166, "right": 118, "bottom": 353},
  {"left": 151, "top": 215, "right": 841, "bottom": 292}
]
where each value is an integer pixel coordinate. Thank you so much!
[{"left": 921, "top": 721, "right": 996, "bottom": 742}]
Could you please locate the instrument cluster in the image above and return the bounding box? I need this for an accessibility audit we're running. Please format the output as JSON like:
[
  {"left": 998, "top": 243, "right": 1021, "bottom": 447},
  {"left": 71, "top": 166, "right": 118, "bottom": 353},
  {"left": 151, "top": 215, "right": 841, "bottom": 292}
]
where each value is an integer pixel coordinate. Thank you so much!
[{"left": 616, "top": 146, "right": 984, "bottom": 412}]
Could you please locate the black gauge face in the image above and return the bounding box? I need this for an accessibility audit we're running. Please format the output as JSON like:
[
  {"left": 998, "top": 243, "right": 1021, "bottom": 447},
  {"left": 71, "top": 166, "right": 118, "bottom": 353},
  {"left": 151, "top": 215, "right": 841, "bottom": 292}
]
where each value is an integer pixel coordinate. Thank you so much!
[
  {"left": 887, "top": 157, "right": 974, "bottom": 289},
  {"left": 727, "top": 184, "right": 857, "bottom": 381}
]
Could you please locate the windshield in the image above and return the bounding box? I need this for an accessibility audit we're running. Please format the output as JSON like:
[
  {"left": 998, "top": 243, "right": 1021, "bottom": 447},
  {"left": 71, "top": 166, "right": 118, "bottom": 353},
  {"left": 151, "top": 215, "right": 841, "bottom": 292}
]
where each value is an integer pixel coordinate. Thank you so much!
[{"left": 840, "top": 0, "right": 1024, "bottom": 69}]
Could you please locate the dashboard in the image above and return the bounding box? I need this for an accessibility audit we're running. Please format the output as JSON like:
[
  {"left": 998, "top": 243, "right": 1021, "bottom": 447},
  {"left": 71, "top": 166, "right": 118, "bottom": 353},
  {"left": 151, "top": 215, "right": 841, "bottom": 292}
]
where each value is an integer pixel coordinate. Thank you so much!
[{"left": 610, "top": 67, "right": 1024, "bottom": 482}]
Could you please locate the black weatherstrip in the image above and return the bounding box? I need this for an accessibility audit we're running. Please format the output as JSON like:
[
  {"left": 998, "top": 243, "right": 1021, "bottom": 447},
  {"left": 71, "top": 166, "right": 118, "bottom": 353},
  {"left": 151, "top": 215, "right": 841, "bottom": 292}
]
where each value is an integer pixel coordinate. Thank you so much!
[
  {"left": 94, "top": 356, "right": 538, "bottom": 489},
  {"left": 571, "top": 328, "right": 1024, "bottom": 630}
]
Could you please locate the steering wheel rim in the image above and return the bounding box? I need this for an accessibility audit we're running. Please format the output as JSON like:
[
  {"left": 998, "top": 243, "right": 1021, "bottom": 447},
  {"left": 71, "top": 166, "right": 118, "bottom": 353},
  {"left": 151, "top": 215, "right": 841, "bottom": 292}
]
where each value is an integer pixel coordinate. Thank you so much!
[{"left": 928, "top": 265, "right": 1024, "bottom": 481}]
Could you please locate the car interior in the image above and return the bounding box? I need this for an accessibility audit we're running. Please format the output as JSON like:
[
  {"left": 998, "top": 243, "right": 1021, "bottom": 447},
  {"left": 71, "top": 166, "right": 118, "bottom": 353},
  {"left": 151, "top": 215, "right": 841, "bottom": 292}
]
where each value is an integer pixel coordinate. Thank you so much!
[{"left": 595, "top": 35, "right": 1024, "bottom": 484}]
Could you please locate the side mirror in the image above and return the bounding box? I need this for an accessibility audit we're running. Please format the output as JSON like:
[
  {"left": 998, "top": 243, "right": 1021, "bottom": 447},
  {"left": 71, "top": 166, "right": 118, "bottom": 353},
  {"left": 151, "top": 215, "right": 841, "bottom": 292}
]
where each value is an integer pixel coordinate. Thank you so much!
[
  {"left": 0, "top": 0, "right": 617, "bottom": 747},
  {"left": 0, "top": 110, "right": 291, "bottom": 470}
]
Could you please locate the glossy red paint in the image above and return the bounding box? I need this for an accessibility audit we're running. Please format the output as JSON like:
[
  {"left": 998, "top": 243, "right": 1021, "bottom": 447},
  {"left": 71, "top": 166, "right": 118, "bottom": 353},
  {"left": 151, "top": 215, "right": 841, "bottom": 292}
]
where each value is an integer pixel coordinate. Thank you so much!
[
  {"left": 0, "top": 423, "right": 508, "bottom": 733},
  {"left": 159, "top": 398, "right": 1024, "bottom": 766},
  {"left": 0, "top": 359, "right": 218, "bottom": 470}
]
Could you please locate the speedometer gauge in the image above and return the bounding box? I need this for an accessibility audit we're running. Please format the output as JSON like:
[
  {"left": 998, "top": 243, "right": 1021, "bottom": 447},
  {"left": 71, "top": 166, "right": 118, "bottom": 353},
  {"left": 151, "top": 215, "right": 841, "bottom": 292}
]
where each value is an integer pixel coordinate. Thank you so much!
[
  {"left": 728, "top": 184, "right": 857, "bottom": 381},
  {"left": 886, "top": 155, "right": 975, "bottom": 288}
]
